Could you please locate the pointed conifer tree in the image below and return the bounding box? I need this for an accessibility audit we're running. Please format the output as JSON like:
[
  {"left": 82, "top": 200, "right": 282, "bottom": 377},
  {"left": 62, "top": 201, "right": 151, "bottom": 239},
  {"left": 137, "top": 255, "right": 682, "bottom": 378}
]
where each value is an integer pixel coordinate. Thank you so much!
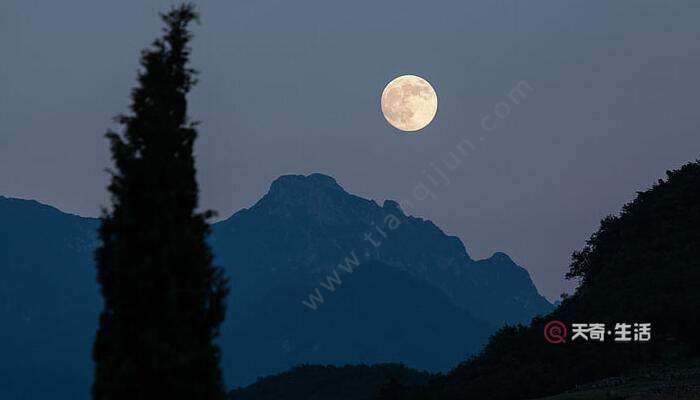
[{"left": 92, "top": 4, "right": 228, "bottom": 399}]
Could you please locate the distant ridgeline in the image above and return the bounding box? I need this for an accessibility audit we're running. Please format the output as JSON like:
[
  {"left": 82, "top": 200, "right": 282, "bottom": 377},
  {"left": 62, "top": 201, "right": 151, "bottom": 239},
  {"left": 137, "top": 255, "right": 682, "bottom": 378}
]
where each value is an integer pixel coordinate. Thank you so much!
[
  {"left": 403, "top": 161, "right": 700, "bottom": 400},
  {"left": 0, "top": 173, "right": 551, "bottom": 400}
]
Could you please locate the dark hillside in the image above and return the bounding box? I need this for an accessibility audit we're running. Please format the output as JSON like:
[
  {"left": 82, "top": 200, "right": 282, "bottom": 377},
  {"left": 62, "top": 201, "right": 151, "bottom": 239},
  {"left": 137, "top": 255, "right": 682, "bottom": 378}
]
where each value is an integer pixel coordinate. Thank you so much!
[{"left": 411, "top": 161, "right": 700, "bottom": 400}]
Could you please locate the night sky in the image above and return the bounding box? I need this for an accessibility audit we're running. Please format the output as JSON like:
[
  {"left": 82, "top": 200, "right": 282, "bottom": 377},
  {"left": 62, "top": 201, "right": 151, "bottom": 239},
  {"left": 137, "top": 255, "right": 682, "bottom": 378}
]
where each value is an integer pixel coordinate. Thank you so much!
[{"left": 2, "top": 0, "right": 700, "bottom": 300}]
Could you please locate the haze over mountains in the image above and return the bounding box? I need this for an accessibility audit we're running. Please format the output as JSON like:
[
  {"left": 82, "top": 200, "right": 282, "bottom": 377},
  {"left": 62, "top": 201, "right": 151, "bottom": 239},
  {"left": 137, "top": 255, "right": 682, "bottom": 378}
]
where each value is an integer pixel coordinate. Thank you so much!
[{"left": 0, "top": 173, "right": 551, "bottom": 399}]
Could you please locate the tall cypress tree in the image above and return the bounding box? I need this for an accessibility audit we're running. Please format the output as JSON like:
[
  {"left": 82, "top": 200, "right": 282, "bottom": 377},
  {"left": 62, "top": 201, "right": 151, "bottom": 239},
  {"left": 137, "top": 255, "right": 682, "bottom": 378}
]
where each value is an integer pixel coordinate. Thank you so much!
[{"left": 93, "top": 4, "right": 228, "bottom": 399}]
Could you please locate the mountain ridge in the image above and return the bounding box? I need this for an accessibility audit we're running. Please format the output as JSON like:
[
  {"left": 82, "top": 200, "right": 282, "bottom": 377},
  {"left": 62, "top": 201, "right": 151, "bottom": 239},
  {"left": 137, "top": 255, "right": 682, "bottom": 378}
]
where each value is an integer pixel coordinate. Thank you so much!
[
  {"left": 0, "top": 173, "right": 551, "bottom": 398},
  {"left": 213, "top": 173, "right": 551, "bottom": 326}
]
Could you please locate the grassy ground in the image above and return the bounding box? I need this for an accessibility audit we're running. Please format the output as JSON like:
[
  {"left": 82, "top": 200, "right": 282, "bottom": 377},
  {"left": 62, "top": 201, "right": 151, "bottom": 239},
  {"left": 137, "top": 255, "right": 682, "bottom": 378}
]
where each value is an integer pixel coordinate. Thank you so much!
[{"left": 534, "top": 359, "right": 700, "bottom": 400}]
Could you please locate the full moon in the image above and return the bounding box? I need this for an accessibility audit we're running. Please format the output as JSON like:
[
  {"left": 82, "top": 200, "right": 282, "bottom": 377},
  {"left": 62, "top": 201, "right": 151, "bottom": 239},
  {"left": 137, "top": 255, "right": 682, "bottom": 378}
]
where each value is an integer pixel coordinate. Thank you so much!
[{"left": 381, "top": 75, "right": 438, "bottom": 132}]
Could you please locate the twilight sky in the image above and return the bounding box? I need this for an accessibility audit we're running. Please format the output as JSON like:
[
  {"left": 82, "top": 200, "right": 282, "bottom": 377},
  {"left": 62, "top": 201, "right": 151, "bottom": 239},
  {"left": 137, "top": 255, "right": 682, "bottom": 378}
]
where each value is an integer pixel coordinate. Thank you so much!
[{"left": 2, "top": 0, "right": 699, "bottom": 300}]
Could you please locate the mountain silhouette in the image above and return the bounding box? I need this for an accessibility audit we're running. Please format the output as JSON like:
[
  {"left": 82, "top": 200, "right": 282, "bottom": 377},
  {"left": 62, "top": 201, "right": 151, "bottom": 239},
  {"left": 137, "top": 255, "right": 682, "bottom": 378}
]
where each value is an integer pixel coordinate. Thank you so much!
[
  {"left": 0, "top": 196, "right": 99, "bottom": 400},
  {"left": 212, "top": 174, "right": 551, "bottom": 327},
  {"left": 223, "top": 260, "right": 492, "bottom": 385},
  {"left": 0, "top": 174, "right": 551, "bottom": 398}
]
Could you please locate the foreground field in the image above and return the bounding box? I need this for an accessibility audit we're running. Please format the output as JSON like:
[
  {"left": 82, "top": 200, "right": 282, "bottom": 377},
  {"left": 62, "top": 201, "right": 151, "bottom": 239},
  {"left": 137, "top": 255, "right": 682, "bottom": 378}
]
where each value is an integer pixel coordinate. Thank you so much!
[{"left": 535, "top": 359, "right": 700, "bottom": 400}]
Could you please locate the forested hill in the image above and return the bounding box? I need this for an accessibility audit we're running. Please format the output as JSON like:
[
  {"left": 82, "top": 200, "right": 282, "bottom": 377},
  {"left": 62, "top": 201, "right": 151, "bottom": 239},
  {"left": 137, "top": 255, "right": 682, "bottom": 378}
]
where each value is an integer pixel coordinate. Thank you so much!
[
  {"left": 407, "top": 161, "right": 700, "bottom": 400},
  {"left": 229, "top": 364, "right": 430, "bottom": 400}
]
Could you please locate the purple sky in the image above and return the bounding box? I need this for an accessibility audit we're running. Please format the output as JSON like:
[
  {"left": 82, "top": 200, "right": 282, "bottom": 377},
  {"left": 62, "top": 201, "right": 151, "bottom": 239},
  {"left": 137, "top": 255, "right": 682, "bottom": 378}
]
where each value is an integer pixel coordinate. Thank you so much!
[{"left": 2, "top": 0, "right": 700, "bottom": 300}]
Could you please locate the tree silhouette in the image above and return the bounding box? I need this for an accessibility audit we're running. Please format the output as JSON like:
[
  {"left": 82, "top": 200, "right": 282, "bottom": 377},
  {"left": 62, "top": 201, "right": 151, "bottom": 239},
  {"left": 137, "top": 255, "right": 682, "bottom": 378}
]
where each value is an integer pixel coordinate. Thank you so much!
[
  {"left": 404, "top": 161, "right": 700, "bottom": 400},
  {"left": 92, "top": 4, "right": 228, "bottom": 399}
]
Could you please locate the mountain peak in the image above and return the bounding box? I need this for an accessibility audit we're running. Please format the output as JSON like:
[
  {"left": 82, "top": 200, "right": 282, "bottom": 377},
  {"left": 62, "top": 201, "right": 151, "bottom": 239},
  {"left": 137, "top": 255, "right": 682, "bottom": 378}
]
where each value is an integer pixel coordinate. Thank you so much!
[
  {"left": 489, "top": 252, "right": 514, "bottom": 263},
  {"left": 268, "top": 173, "right": 344, "bottom": 197},
  {"left": 253, "top": 173, "right": 367, "bottom": 223},
  {"left": 382, "top": 199, "right": 405, "bottom": 216}
]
